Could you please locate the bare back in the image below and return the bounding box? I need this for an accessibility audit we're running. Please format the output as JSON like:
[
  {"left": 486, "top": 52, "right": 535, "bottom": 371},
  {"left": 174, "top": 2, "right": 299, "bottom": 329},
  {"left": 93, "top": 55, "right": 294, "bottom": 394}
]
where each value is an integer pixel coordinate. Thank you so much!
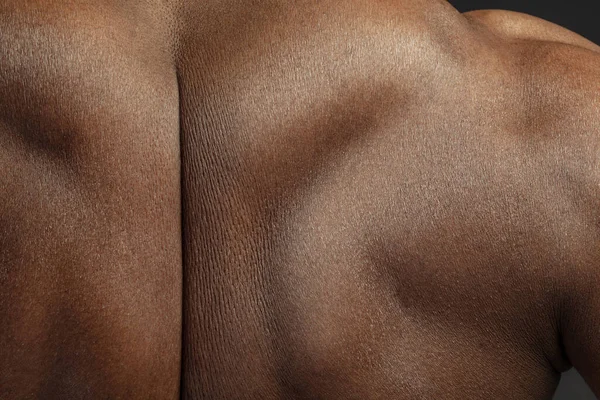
[
  {"left": 1, "top": 1, "right": 600, "bottom": 399},
  {"left": 176, "top": 1, "right": 600, "bottom": 398}
]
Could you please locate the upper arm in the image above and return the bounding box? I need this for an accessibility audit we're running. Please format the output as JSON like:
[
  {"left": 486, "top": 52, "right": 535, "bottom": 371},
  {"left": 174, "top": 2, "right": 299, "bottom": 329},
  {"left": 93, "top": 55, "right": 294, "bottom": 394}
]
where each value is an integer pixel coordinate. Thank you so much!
[
  {"left": 545, "top": 68, "right": 600, "bottom": 396},
  {"left": 467, "top": 13, "right": 600, "bottom": 394},
  {"left": 562, "top": 282, "right": 600, "bottom": 395}
]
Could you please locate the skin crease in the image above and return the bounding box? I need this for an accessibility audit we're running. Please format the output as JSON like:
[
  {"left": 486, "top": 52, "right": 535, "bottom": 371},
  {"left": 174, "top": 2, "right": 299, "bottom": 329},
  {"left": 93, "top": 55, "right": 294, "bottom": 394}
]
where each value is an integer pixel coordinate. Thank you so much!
[{"left": 1, "top": 0, "right": 600, "bottom": 399}]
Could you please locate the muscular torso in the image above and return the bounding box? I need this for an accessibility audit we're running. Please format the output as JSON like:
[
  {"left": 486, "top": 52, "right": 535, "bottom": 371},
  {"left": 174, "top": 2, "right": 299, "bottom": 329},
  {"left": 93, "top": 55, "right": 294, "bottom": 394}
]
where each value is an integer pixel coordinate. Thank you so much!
[{"left": 2, "top": 0, "right": 600, "bottom": 399}]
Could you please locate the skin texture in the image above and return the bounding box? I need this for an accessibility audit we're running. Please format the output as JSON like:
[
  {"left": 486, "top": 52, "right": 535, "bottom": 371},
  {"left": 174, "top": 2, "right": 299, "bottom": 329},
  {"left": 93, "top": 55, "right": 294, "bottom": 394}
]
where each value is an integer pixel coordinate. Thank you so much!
[
  {"left": 0, "top": 1, "right": 181, "bottom": 398},
  {"left": 1, "top": 0, "right": 600, "bottom": 399}
]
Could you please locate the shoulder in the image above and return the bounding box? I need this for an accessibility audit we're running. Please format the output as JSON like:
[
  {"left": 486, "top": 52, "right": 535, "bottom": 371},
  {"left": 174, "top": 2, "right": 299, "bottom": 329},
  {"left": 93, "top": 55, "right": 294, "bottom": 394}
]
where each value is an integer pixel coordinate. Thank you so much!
[
  {"left": 462, "top": 9, "right": 600, "bottom": 134},
  {"left": 465, "top": 11, "right": 600, "bottom": 235},
  {"left": 463, "top": 9, "right": 600, "bottom": 54},
  {"left": 464, "top": 8, "right": 600, "bottom": 108}
]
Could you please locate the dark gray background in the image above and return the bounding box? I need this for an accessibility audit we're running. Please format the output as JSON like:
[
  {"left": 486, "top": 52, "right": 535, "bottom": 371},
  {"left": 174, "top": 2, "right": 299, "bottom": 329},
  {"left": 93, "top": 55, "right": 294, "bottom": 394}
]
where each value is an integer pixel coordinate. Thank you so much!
[{"left": 449, "top": 0, "right": 599, "bottom": 398}]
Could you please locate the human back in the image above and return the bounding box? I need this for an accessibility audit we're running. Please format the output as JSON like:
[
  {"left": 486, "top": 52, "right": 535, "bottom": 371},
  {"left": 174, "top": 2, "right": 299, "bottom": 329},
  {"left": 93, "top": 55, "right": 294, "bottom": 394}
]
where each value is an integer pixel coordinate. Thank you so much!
[
  {"left": 0, "top": 1, "right": 182, "bottom": 398},
  {"left": 175, "top": 0, "right": 600, "bottom": 398},
  {"left": 1, "top": 0, "right": 600, "bottom": 399}
]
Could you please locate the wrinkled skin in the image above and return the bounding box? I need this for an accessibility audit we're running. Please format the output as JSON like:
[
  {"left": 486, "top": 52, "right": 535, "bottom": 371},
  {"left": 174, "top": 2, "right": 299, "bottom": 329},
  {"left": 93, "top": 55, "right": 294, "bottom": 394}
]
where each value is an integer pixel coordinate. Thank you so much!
[{"left": 1, "top": 1, "right": 599, "bottom": 399}]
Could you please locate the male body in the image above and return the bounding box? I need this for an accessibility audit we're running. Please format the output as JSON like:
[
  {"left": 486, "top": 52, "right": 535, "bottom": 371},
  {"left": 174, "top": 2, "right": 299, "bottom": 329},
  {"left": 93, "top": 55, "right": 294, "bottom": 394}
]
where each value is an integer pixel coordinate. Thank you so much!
[{"left": 1, "top": 0, "right": 599, "bottom": 399}]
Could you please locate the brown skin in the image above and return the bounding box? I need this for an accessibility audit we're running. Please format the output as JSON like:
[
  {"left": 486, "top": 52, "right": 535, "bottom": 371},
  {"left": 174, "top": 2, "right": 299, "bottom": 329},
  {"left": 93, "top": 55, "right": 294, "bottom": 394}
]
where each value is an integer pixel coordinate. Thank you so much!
[
  {"left": 0, "top": 1, "right": 181, "bottom": 399},
  {"left": 1, "top": 0, "right": 600, "bottom": 399}
]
